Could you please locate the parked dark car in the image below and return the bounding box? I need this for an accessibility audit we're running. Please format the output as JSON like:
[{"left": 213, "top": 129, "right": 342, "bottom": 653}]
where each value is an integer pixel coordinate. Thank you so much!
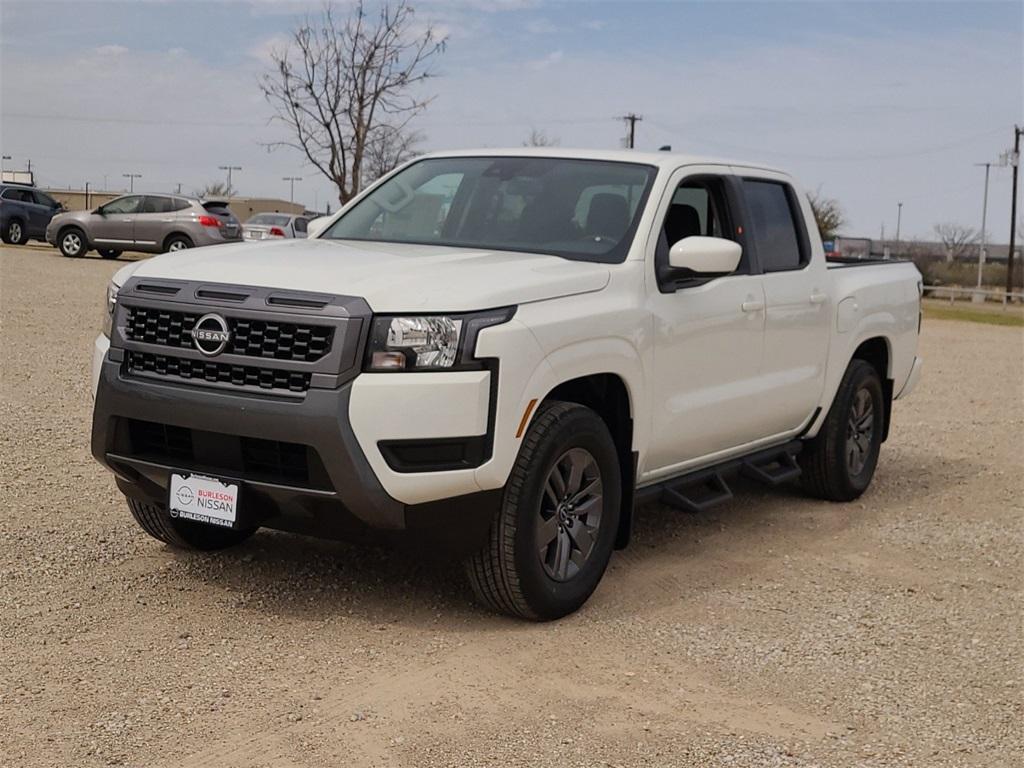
[{"left": 0, "top": 184, "right": 64, "bottom": 245}]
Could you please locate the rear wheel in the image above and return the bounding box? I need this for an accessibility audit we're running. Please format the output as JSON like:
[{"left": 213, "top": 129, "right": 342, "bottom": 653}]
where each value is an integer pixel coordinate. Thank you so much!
[
  {"left": 800, "top": 359, "right": 885, "bottom": 501},
  {"left": 3, "top": 219, "right": 26, "bottom": 245},
  {"left": 465, "top": 401, "right": 621, "bottom": 620},
  {"left": 58, "top": 227, "right": 87, "bottom": 257},
  {"left": 126, "top": 497, "right": 256, "bottom": 550},
  {"left": 97, "top": 248, "right": 122, "bottom": 260},
  {"left": 164, "top": 235, "right": 193, "bottom": 253}
]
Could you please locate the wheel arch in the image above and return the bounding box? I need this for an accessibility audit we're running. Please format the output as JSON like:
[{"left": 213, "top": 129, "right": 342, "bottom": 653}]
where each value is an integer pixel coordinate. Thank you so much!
[
  {"left": 850, "top": 336, "right": 894, "bottom": 442},
  {"left": 540, "top": 372, "right": 636, "bottom": 550}
]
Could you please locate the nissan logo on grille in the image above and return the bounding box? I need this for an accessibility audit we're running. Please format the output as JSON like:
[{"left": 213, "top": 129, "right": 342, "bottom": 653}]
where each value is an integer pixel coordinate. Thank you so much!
[{"left": 191, "top": 314, "right": 231, "bottom": 356}]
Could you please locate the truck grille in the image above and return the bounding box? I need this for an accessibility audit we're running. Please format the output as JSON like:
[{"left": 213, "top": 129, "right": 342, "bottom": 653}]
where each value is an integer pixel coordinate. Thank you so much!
[
  {"left": 125, "top": 306, "right": 333, "bottom": 362},
  {"left": 126, "top": 351, "right": 311, "bottom": 393}
]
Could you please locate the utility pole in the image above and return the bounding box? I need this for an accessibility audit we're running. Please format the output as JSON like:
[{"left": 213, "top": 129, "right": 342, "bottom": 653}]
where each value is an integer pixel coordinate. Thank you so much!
[
  {"left": 122, "top": 173, "right": 141, "bottom": 192},
  {"left": 175, "top": 182, "right": 182, "bottom": 194},
  {"left": 1006, "top": 125, "right": 1022, "bottom": 299},
  {"left": 283, "top": 176, "right": 302, "bottom": 203},
  {"left": 975, "top": 163, "right": 991, "bottom": 290},
  {"left": 895, "top": 202, "right": 903, "bottom": 245},
  {"left": 85, "top": 181, "right": 91, "bottom": 209},
  {"left": 218, "top": 165, "right": 241, "bottom": 194},
  {"left": 617, "top": 113, "right": 643, "bottom": 149},
  {"left": 103, "top": 174, "right": 108, "bottom": 190}
]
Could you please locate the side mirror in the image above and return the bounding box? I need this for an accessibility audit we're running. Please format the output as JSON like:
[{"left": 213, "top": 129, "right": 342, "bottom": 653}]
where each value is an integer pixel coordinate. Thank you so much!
[
  {"left": 93, "top": 207, "right": 105, "bottom": 216},
  {"left": 668, "top": 236, "right": 742, "bottom": 277}
]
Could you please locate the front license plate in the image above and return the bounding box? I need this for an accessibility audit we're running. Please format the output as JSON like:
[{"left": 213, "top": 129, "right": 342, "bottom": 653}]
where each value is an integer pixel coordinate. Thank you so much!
[{"left": 169, "top": 473, "right": 239, "bottom": 528}]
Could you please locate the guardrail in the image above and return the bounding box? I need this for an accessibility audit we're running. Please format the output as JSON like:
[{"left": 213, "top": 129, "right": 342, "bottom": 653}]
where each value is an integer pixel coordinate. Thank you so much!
[{"left": 923, "top": 285, "right": 1024, "bottom": 307}]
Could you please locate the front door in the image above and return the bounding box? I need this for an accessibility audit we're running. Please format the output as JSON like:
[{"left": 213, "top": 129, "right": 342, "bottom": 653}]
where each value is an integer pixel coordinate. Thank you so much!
[
  {"left": 91, "top": 195, "right": 143, "bottom": 247},
  {"left": 643, "top": 168, "right": 767, "bottom": 481}
]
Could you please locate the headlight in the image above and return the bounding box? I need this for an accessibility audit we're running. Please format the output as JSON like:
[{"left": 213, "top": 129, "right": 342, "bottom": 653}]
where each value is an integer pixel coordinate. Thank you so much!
[
  {"left": 101, "top": 282, "right": 118, "bottom": 337},
  {"left": 365, "top": 308, "right": 515, "bottom": 371}
]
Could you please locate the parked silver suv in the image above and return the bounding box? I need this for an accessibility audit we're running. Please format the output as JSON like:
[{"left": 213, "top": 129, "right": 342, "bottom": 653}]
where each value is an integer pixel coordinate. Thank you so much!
[{"left": 46, "top": 194, "right": 242, "bottom": 259}]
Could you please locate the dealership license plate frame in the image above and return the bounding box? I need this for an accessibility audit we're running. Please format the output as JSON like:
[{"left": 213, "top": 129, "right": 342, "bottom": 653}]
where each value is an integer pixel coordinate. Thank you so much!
[{"left": 168, "top": 472, "right": 240, "bottom": 529}]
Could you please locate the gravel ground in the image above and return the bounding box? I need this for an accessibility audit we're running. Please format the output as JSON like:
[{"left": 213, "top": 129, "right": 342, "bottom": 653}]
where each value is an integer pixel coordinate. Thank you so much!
[{"left": 1, "top": 244, "right": 1022, "bottom": 768}]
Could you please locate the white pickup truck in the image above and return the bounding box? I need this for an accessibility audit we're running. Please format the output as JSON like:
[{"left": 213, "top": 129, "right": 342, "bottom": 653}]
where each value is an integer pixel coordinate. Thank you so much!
[{"left": 91, "top": 149, "right": 923, "bottom": 619}]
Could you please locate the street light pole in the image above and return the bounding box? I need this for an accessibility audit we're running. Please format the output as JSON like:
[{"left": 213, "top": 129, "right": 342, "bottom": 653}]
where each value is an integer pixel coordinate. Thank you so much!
[
  {"left": 975, "top": 163, "right": 991, "bottom": 289},
  {"left": 122, "top": 173, "right": 142, "bottom": 192},
  {"left": 218, "top": 165, "right": 242, "bottom": 194},
  {"left": 283, "top": 176, "right": 303, "bottom": 203},
  {"left": 895, "top": 202, "right": 903, "bottom": 250}
]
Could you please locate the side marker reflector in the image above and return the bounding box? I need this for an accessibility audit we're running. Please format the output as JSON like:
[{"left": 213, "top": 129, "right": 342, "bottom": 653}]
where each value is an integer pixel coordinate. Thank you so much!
[{"left": 516, "top": 399, "right": 538, "bottom": 438}]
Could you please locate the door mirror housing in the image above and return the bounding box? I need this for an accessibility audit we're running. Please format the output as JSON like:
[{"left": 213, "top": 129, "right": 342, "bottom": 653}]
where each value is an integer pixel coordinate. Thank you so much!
[
  {"left": 668, "top": 236, "right": 742, "bottom": 277},
  {"left": 93, "top": 207, "right": 105, "bottom": 216}
]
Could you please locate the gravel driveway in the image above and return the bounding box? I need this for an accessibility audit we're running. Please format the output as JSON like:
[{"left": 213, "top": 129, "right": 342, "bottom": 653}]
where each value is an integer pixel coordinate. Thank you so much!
[{"left": 2, "top": 245, "right": 1021, "bottom": 767}]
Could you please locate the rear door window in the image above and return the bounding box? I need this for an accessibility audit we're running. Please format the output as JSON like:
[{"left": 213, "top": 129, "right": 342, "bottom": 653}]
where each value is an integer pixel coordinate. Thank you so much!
[
  {"left": 741, "top": 180, "right": 807, "bottom": 272},
  {"left": 141, "top": 196, "right": 175, "bottom": 214},
  {"left": 294, "top": 218, "right": 308, "bottom": 234},
  {"left": 2, "top": 188, "right": 33, "bottom": 203}
]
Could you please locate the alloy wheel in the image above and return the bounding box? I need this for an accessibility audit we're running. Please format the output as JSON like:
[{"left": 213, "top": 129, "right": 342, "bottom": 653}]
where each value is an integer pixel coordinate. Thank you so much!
[
  {"left": 62, "top": 232, "right": 81, "bottom": 255},
  {"left": 168, "top": 240, "right": 188, "bottom": 252},
  {"left": 846, "top": 387, "right": 875, "bottom": 476},
  {"left": 536, "top": 447, "right": 604, "bottom": 582},
  {"left": 9, "top": 222, "right": 22, "bottom": 243}
]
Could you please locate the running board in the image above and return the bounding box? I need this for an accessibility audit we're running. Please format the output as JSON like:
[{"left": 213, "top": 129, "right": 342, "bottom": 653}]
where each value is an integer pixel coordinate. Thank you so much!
[
  {"left": 741, "top": 450, "right": 802, "bottom": 486},
  {"left": 638, "top": 440, "right": 804, "bottom": 514},
  {"left": 661, "top": 471, "right": 733, "bottom": 513}
]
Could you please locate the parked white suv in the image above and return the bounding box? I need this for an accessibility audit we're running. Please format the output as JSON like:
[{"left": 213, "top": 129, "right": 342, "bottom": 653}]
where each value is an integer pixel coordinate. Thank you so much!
[{"left": 91, "top": 149, "right": 923, "bottom": 619}]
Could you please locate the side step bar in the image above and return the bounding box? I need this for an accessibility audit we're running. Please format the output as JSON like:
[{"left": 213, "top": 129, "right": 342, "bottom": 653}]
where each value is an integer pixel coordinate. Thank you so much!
[{"left": 638, "top": 440, "right": 803, "bottom": 514}]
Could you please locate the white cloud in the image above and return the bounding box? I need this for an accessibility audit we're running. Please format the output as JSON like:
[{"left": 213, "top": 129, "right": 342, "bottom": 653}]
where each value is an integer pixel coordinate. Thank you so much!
[
  {"left": 525, "top": 18, "right": 557, "bottom": 35},
  {"left": 93, "top": 44, "right": 129, "bottom": 56},
  {"left": 528, "top": 49, "right": 564, "bottom": 69},
  {"left": 580, "top": 19, "right": 607, "bottom": 31}
]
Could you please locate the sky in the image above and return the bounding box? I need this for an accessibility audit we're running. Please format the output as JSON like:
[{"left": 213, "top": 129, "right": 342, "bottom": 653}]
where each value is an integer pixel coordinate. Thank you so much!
[{"left": 1, "top": 0, "right": 1022, "bottom": 241}]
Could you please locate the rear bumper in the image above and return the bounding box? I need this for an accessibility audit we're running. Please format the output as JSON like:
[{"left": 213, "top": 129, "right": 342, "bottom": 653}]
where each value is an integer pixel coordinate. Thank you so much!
[{"left": 91, "top": 355, "right": 498, "bottom": 545}]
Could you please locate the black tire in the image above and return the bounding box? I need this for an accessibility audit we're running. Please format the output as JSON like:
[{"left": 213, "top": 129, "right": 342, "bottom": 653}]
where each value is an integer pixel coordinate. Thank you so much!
[
  {"left": 98, "top": 248, "right": 122, "bottom": 260},
  {"left": 164, "top": 234, "right": 193, "bottom": 253},
  {"left": 799, "top": 359, "right": 885, "bottom": 501},
  {"left": 465, "top": 401, "right": 621, "bottom": 620},
  {"left": 126, "top": 497, "right": 256, "bottom": 551},
  {"left": 3, "top": 218, "right": 27, "bottom": 245},
  {"left": 58, "top": 227, "right": 88, "bottom": 258}
]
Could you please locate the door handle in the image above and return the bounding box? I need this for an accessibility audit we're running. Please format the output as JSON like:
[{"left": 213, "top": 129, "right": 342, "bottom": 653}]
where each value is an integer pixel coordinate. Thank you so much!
[
  {"left": 809, "top": 292, "right": 828, "bottom": 305},
  {"left": 741, "top": 300, "right": 764, "bottom": 313}
]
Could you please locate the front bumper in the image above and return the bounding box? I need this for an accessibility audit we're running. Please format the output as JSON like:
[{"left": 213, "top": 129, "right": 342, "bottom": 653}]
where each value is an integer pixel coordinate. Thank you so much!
[{"left": 91, "top": 355, "right": 499, "bottom": 545}]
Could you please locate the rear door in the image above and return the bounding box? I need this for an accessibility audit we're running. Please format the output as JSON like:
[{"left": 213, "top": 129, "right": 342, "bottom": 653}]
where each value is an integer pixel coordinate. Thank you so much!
[
  {"left": 738, "top": 172, "right": 830, "bottom": 435},
  {"left": 135, "top": 196, "right": 179, "bottom": 249},
  {"left": 92, "top": 195, "right": 143, "bottom": 246},
  {"left": 643, "top": 167, "right": 768, "bottom": 479}
]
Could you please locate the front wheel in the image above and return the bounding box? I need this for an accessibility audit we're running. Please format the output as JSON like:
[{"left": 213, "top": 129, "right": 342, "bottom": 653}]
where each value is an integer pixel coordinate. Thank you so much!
[
  {"left": 58, "top": 227, "right": 87, "bottom": 257},
  {"left": 127, "top": 497, "right": 256, "bottom": 550},
  {"left": 799, "top": 359, "right": 885, "bottom": 501},
  {"left": 465, "top": 401, "right": 621, "bottom": 620}
]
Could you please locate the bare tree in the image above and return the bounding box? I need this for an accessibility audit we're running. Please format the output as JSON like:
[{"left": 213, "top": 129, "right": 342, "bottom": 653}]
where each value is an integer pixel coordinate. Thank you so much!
[
  {"left": 933, "top": 222, "right": 977, "bottom": 262},
  {"left": 523, "top": 128, "right": 560, "bottom": 147},
  {"left": 363, "top": 123, "right": 423, "bottom": 185},
  {"left": 260, "top": 1, "right": 446, "bottom": 205},
  {"left": 195, "top": 181, "right": 235, "bottom": 198},
  {"left": 807, "top": 188, "right": 845, "bottom": 241}
]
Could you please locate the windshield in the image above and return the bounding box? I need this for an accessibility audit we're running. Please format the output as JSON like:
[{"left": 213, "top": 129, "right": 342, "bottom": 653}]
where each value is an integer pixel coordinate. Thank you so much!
[
  {"left": 248, "top": 214, "right": 291, "bottom": 226},
  {"left": 322, "top": 156, "right": 658, "bottom": 263}
]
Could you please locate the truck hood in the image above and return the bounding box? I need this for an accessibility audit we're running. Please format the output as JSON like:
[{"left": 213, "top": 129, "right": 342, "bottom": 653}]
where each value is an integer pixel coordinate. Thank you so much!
[{"left": 115, "top": 238, "right": 610, "bottom": 312}]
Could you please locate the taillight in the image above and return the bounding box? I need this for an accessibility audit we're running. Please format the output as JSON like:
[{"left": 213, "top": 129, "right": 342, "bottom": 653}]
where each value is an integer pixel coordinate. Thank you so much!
[
  {"left": 198, "top": 215, "right": 222, "bottom": 227},
  {"left": 269, "top": 227, "right": 286, "bottom": 237}
]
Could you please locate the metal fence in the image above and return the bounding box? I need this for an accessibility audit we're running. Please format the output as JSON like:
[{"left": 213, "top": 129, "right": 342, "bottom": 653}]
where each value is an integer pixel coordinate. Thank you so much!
[{"left": 924, "top": 285, "right": 1024, "bottom": 307}]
